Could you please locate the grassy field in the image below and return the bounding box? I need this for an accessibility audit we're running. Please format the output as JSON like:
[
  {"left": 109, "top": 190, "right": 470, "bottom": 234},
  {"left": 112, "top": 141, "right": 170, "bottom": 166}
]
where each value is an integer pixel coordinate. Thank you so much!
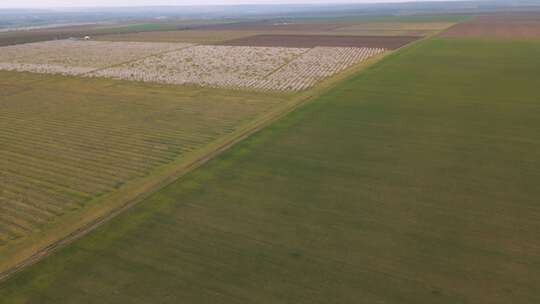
[
  {"left": 0, "top": 71, "right": 295, "bottom": 274},
  {"left": 1, "top": 36, "right": 539, "bottom": 303}
]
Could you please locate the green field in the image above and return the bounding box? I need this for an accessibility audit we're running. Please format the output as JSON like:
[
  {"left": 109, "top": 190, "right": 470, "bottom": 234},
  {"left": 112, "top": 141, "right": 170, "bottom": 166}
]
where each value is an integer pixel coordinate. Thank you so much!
[{"left": 1, "top": 36, "right": 539, "bottom": 303}]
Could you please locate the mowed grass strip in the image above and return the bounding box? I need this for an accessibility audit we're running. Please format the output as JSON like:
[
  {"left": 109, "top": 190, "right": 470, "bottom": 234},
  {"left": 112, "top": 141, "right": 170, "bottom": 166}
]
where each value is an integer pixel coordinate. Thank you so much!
[
  {"left": 0, "top": 72, "right": 287, "bottom": 248},
  {"left": 2, "top": 37, "right": 540, "bottom": 303}
]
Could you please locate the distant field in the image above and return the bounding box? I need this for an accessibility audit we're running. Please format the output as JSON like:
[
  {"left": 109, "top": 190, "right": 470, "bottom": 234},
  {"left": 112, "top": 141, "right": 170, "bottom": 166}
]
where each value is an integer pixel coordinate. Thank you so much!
[
  {"left": 1, "top": 36, "right": 539, "bottom": 303},
  {"left": 108, "top": 19, "right": 241, "bottom": 33},
  {"left": 0, "top": 71, "right": 293, "bottom": 274},
  {"left": 219, "top": 34, "right": 420, "bottom": 49},
  {"left": 0, "top": 15, "right": 462, "bottom": 47},
  {"left": 333, "top": 21, "right": 455, "bottom": 36},
  {"left": 96, "top": 29, "right": 262, "bottom": 43},
  {"left": 297, "top": 14, "right": 472, "bottom": 23},
  {"left": 0, "top": 23, "right": 141, "bottom": 47},
  {"left": 0, "top": 19, "right": 237, "bottom": 47},
  {"left": 441, "top": 12, "right": 540, "bottom": 39},
  {"left": 97, "top": 17, "right": 459, "bottom": 43},
  {"left": 0, "top": 24, "right": 100, "bottom": 46},
  {"left": 192, "top": 20, "right": 343, "bottom": 31}
]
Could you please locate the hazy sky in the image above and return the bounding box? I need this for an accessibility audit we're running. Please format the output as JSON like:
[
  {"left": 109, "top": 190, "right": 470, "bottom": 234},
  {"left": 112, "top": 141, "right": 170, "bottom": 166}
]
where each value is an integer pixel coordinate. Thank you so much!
[{"left": 0, "top": 0, "right": 460, "bottom": 9}]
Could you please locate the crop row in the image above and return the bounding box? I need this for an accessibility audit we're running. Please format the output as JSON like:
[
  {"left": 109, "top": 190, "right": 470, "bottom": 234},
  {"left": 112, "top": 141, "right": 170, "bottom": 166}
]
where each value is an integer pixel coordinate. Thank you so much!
[
  {"left": 253, "top": 47, "right": 386, "bottom": 91},
  {"left": 0, "top": 87, "right": 281, "bottom": 244},
  {"left": 90, "top": 45, "right": 385, "bottom": 91},
  {"left": 0, "top": 40, "right": 192, "bottom": 75},
  {"left": 0, "top": 41, "right": 385, "bottom": 91},
  {"left": 90, "top": 45, "right": 307, "bottom": 88}
]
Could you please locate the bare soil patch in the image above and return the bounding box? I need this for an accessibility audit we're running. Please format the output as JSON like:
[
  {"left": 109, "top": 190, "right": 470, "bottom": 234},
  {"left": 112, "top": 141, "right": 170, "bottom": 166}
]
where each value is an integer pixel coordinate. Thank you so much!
[
  {"left": 219, "top": 34, "right": 420, "bottom": 49},
  {"left": 441, "top": 13, "right": 540, "bottom": 39}
]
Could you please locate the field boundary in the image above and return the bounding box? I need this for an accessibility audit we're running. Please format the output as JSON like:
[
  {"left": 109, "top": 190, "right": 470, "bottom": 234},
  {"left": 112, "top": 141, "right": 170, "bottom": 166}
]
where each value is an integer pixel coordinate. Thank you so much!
[{"left": 0, "top": 44, "right": 395, "bottom": 282}]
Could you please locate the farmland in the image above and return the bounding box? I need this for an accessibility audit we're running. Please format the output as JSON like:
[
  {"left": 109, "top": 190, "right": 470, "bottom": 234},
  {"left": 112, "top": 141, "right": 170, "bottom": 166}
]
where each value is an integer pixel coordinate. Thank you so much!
[
  {"left": 96, "top": 29, "right": 264, "bottom": 44},
  {"left": 0, "top": 40, "right": 191, "bottom": 75},
  {"left": 1, "top": 33, "right": 540, "bottom": 304},
  {"left": 0, "top": 13, "right": 406, "bottom": 277},
  {"left": 250, "top": 47, "right": 385, "bottom": 91},
  {"left": 90, "top": 45, "right": 308, "bottom": 89},
  {"left": 0, "top": 19, "right": 240, "bottom": 47},
  {"left": 332, "top": 21, "right": 457, "bottom": 36},
  {"left": 1, "top": 4, "right": 540, "bottom": 303},
  {"left": 219, "top": 34, "right": 419, "bottom": 49},
  {"left": 0, "top": 40, "right": 387, "bottom": 91},
  {"left": 91, "top": 45, "right": 385, "bottom": 91},
  {"left": 0, "top": 70, "right": 301, "bottom": 275},
  {"left": 96, "top": 16, "right": 460, "bottom": 43}
]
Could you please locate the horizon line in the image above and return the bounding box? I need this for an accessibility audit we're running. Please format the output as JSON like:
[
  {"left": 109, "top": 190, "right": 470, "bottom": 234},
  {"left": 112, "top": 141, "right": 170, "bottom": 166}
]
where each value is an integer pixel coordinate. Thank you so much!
[{"left": 0, "top": 0, "right": 470, "bottom": 10}]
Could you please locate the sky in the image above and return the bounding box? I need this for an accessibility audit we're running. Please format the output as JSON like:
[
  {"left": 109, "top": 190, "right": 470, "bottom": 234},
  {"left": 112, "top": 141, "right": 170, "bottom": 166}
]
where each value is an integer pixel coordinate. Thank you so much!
[{"left": 0, "top": 0, "right": 462, "bottom": 9}]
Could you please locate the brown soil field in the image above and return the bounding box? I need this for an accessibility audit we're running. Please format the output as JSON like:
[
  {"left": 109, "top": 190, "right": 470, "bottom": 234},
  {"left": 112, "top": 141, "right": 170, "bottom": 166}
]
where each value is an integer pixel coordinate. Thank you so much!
[
  {"left": 219, "top": 34, "right": 421, "bottom": 49},
  {"left": 441, "top": 13, "right": 540, "bottom": 39}
]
